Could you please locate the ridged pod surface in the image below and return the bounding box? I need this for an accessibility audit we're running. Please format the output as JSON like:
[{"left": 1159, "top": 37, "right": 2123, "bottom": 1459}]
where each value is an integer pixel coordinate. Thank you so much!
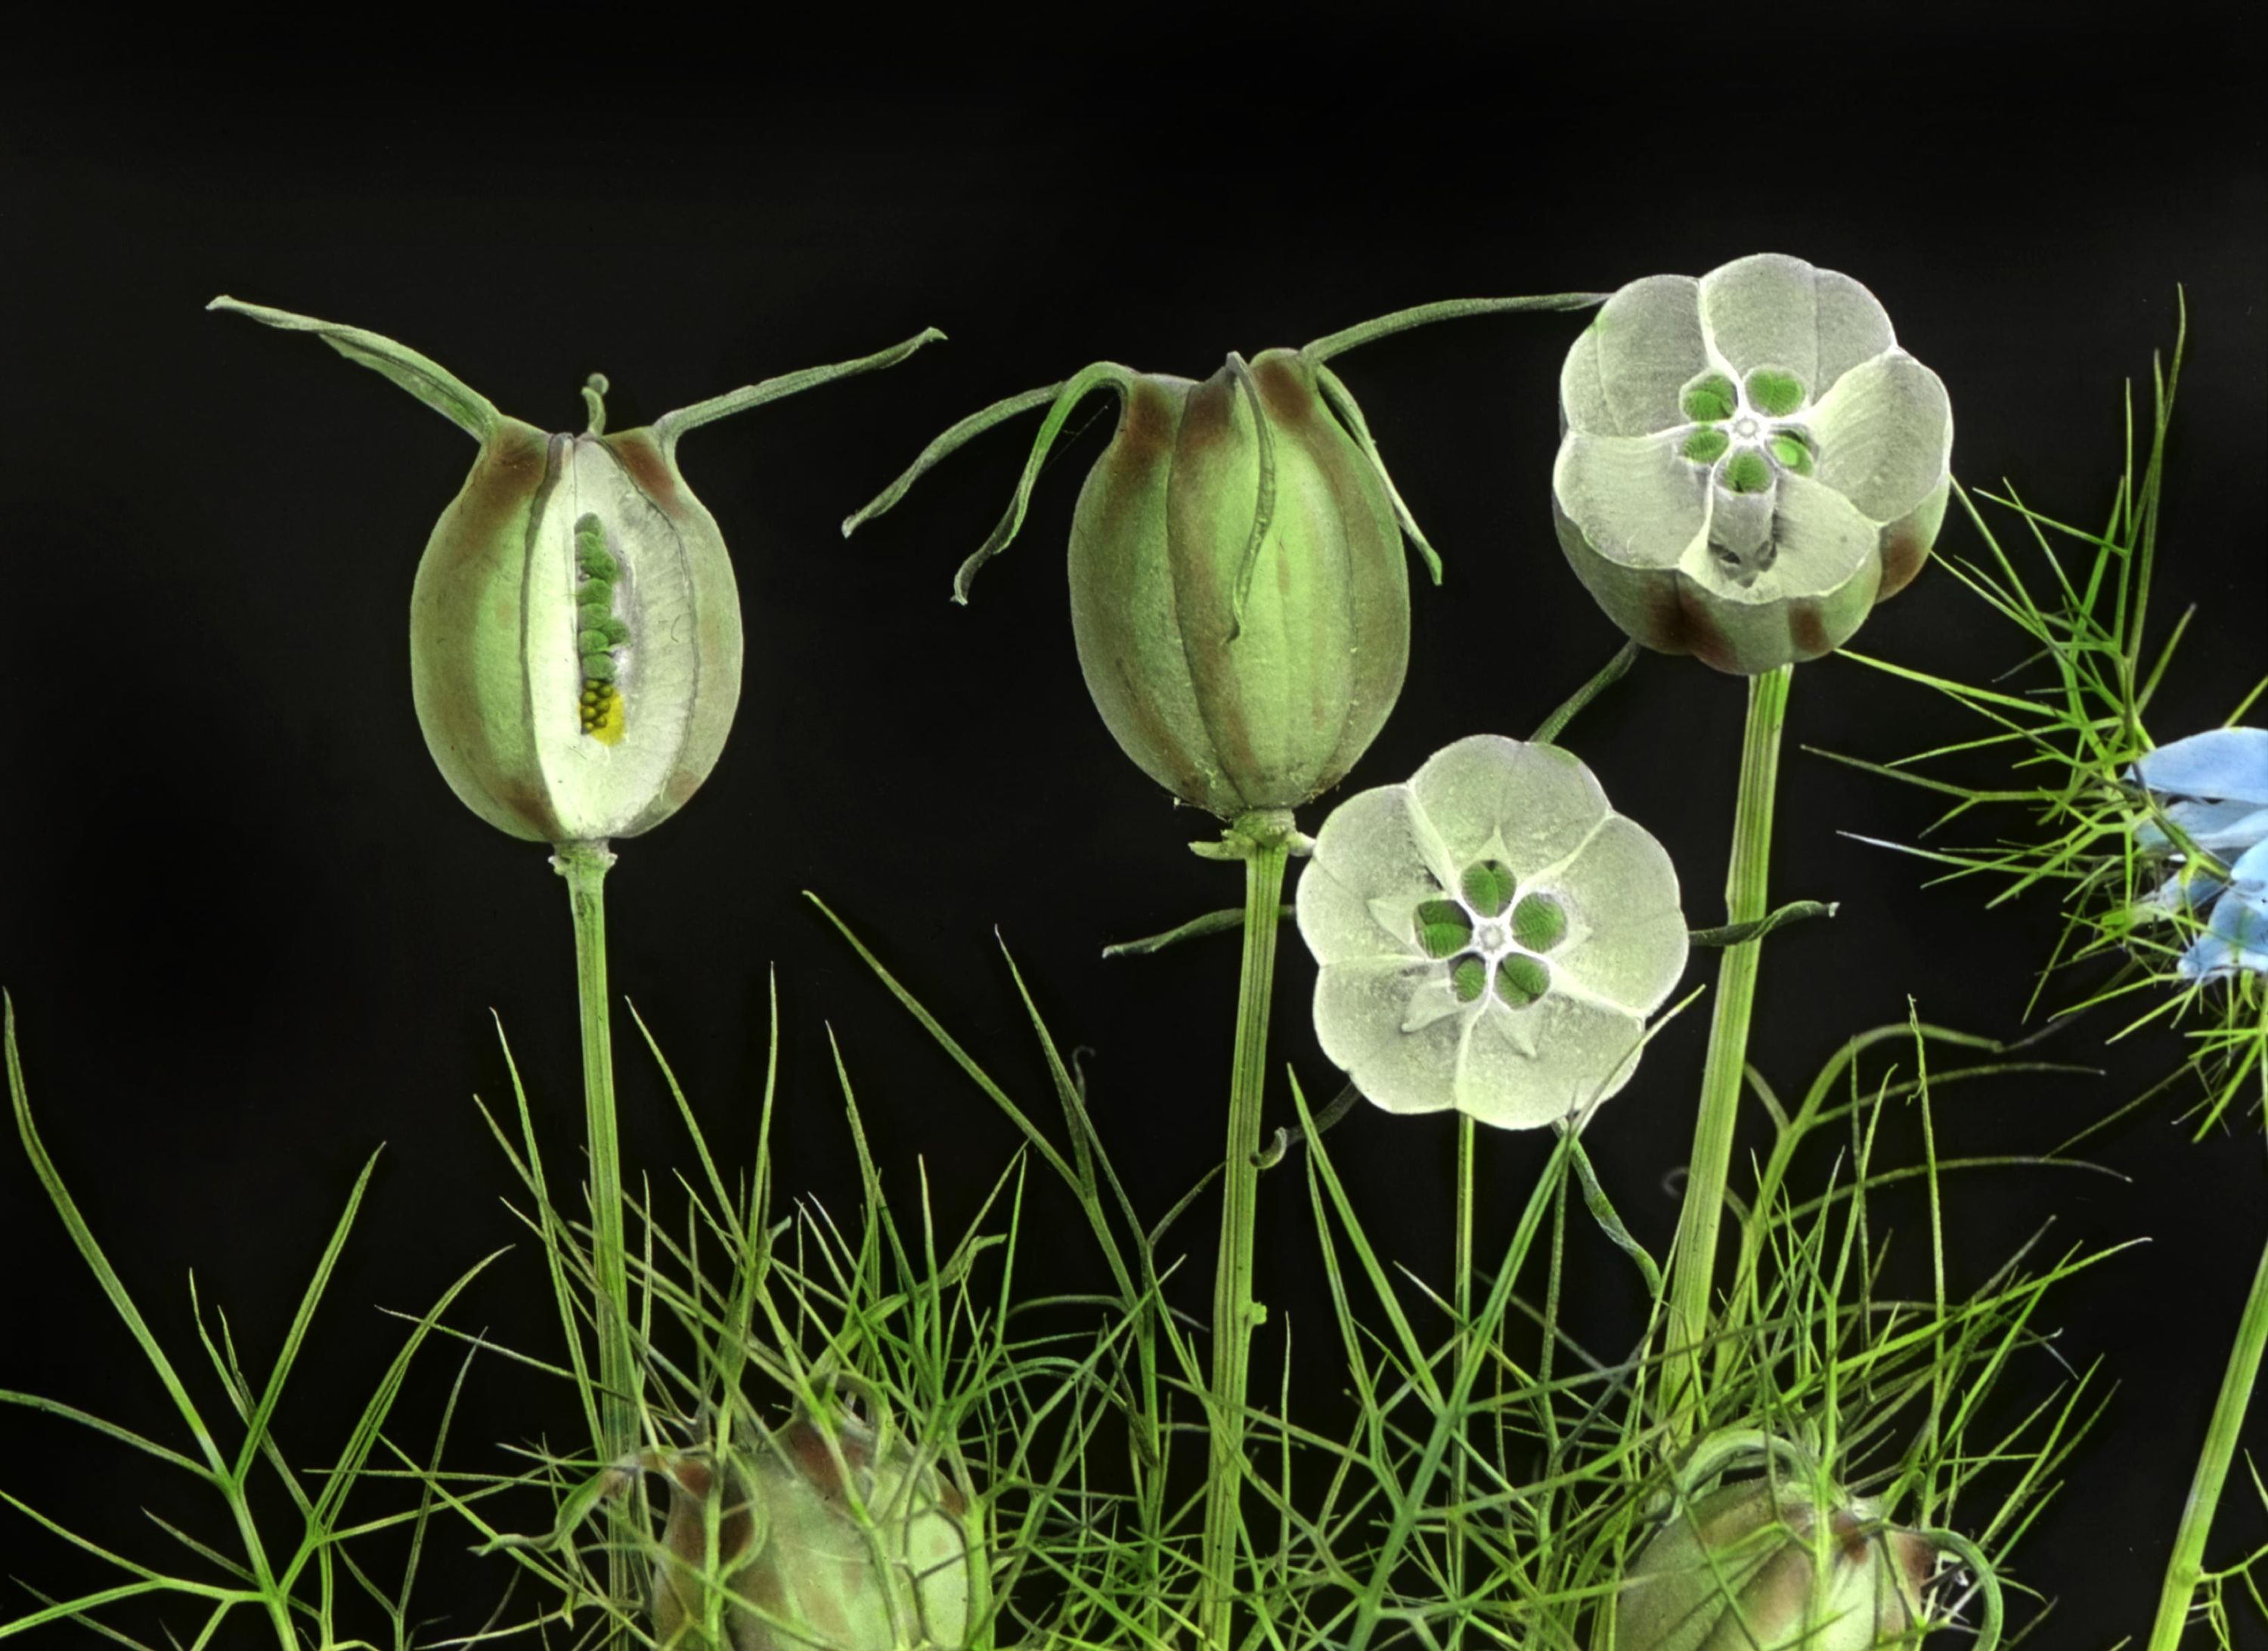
[
  {"left": 649, "top": 1412, "right": 978, "bottom": 1651},
  {"left": 1601, "top": 1476, "right": 1932, "bottom": 1651},
  {"left": 1067, "top": 349, "right": 1408, "bottom": 819}
]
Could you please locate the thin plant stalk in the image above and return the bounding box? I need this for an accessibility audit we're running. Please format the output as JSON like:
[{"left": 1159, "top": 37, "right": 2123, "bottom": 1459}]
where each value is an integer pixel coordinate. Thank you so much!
[
  {"left": 555, "top": 838, "right": 638, "bottom": 1633},
  {"left": 2147, "top": 1204, "right": 2268, "bottom": 1650},
  {"left": 1662, "top": 665, "right": 1792, "bottom": 1439},
  {"left": 1199, "top": 827, "right": 1292, "bottom": 1651}
]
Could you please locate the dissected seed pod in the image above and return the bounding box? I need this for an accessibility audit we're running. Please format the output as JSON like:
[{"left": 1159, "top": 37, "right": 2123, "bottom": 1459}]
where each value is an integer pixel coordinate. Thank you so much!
[
  {"left": 1552, "top": 253, "right": 1952, "bottom": 675},
  {"left": 212, "top": 297, "right": 940, "bottom": 846}
]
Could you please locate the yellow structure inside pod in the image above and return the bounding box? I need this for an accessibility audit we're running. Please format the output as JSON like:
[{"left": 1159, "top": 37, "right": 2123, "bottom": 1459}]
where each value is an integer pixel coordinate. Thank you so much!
[{"left": 580, "top": 680, "right": 627, "bottom": 744}]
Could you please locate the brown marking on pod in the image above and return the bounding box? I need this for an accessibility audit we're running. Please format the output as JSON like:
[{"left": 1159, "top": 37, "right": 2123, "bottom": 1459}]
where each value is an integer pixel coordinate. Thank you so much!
[
  {"left": 665, "top": 1455, "right": 759, "bottom": 1559},
  {"left": 1877, "top": 523, "right": 1929, "bottom": 599},
  {"left": 601, "top": 427, "right": 688, "bottom": 518},
  {"left": 782, "top": 1416, "right": 862, "bottom": 1504},
  {"left": 427, "top": 419, "right": 552, "bottom": 578},
  {"left": 1248, "top": 348, "right": 1318, "bottom": 429},
  {"left": 1108, "top": 374, "right": 1183, "bottom": 476},
  {"left": 1829, "top": 1505, "right": 1872, "bottom": 1565},
  {"left": 1789, "top": 601, "right": 1832, "bottom": 661},
  {"left": 1674, "top": 581, "right": 1740, "bottom": 674}
]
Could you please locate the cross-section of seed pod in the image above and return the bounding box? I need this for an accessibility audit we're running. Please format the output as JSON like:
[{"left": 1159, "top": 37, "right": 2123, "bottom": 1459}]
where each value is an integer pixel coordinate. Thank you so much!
[
  {"left": 1553, "top": 253, "right": 1952, "bottom": 675},
  {"left": 211, "top": 297, "right": 940, "bottom": 846},
  {"left": 1295, "top": 734, "right": 1689, "bottom": 1129}
]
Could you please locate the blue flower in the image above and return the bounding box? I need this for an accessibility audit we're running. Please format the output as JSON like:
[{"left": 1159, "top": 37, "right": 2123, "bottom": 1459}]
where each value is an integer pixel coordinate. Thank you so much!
[{"left": 2134, "top": 728, "right": 2268, "bottom": 980}]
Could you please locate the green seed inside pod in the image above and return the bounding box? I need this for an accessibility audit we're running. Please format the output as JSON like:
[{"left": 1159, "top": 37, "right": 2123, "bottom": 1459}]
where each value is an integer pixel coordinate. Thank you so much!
[
  {"left": 1461, "top": 860, "right": 1517, "bottom": 918},
  {"left": 582, "top": 652, "right": 617, "bottom": 683},
  {"left": 1510, "top": 893, "right": 1567, "bottom": 952},
  {"left": 1768, "top": 431, "right": 1813, "bottom": 474},
  {"left": 1744, "top": 367, "right": 1805, "bottom": 417},
  {"left": 1416, "top": 899, "right": 1474, "bottom": 959},
  {"left": 574, "top": 513, "right": 619, "bottom": 581},
  {"left": 1495, "top": 954, "right": 1550, "bottom": 1008},
  {"left": 1723, "top": 450, "right": 1772, "bottom": 494},
  {"left": 1682, "top": 427, "right": 1730, "bottom": 464},
  {"left": 1451, "top": 954, "right": 1488, "bottom": 1003},
  {"left": 1681, "top": 373, "right": 1737, "bottom": 423}
]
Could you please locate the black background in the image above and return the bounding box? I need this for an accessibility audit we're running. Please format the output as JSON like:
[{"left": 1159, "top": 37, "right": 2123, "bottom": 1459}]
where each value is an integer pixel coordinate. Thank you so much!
[{"left": 3, "top": 25, "right": 2263, "bottom": 1647}]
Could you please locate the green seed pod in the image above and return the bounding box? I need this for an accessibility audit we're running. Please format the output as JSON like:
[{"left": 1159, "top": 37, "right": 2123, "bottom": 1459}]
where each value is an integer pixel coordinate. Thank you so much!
[
  {"left": 647, "top": 1410, "right": 979, "bottom": 1651},
  {"left": 1062, "top": 351, "right": 1408, "bottom": 819},
  {"left": 844, "top": 293, "right": 1610, "bottom": 824},
  {"left": 212, "top": 297, "right": 940, "bottom": 846},
  {"left": 1601, "top": 1475, "right": 1934, "bottom": 1651}
]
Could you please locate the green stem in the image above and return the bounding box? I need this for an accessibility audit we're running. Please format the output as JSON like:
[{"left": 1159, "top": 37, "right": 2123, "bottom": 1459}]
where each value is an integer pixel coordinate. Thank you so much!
[
  {"left": 1198, "top": 819, "right": 1293, "bottom": 1651},
  {"left": 1662, "top": 666, "right": 1791, "bottom": 1441},
  {"left": 555, "top": 839, "right": 637, "bottom": 1637},
  {"left": 2147, "top": 1209, "right": 2268, "bottom": 1650}
]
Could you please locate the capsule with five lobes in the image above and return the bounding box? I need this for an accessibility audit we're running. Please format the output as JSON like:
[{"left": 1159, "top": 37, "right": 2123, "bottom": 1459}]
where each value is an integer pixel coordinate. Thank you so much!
[{"left": 844, "top": 294, "right": 1605, "bottom": 826}]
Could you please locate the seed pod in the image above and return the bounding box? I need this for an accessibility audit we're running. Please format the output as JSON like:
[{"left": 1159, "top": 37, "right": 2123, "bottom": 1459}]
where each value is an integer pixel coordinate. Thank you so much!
[
  {"left": 1552, "top": 254, "right": 1952, "bottom": 675},
  {"left": 648, "top": 1410, "right": 978, "bottom": 1651},
  {"left": 843, "top": 294, "right": 1607, "bottom": 824},
  {"left": 212, "top": 297, "right": 940, "bottom": 846},
  {"left": 1063, "top": 350, "right": 1408, "bottom": 819},
  {"left": 1602, "top": 1475, "right": 1933, "bottom": 1651}
]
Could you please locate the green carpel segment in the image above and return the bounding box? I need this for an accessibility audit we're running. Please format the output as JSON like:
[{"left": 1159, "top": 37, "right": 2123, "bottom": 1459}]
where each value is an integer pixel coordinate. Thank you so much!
[
  {"left": 1722, "top": 450, "right": 1773, "bottom": 494},
  {"left": 1417, "top": 899, "right": 1474, "bottom": 959},
  {"left": 1450, "top": 953, "right": 1489, "bottom": 1002},
  {"left": 1768, "top": 432, "right": 1812, "bottom": 473},
  {"left": 1461, "top": 860, "right": 1517, "bottom": 917},
  {"left": 1495, "top": 952, "right": 1550, "bottom": 1007},
  {"left": 1681, "top": 373, "right": 1737, "bottom": 423},
  {"left": 1511, "top": 892, "right": 1567, "bottom": 952},
  {"left": 1744, "top": 367, "right": 1805, "bottom": 417},
  {"left": 574, "top": 512, "right": 627, "bottom": 743}
]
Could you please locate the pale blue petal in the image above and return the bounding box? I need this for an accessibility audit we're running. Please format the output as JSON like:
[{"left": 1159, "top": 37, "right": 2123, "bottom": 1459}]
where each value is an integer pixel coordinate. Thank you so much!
[
  {"left": 2137, "top": 728, "right": 2268, "bottom": 806},
  {"left": 2180, "top": 884, "right": 2268, "bottom": 980},
  {"left": 2139, "top": 799, "right": 2268, "bottom": 856}
]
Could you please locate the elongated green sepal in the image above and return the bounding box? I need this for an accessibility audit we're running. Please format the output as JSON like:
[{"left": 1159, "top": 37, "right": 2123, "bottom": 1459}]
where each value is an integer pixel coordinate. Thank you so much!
[{"left": 208, "top": 295, "right": 498, "bottom": 442}]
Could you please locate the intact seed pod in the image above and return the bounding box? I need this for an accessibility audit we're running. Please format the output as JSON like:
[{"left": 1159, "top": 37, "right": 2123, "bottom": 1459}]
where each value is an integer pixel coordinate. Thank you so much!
[
  {"left": 647, "top": 1410, "right": 978, "bottom": 1651},
  {"left": 1065, "top": 351, "right": 1408, "bottom": 819},
  {"left": 212, "top": 297, "right": 940, "bottom": 846},
  {"left": 1603, "top": 1476, "right": 1933, "bottom": 1651},
  {"left": 844, "top": 294, "right": 1607, "bottom": 823}
]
